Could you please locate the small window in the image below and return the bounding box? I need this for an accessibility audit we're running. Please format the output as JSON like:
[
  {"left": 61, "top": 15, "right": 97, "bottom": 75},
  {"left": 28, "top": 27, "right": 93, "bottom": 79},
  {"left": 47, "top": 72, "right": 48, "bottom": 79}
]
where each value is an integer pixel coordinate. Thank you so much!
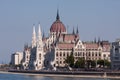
[
  {"left": 63, "top": 52, "right": 65, "bottom": 56},
  {"left": 99, "top": 52, "right": 101, "bottom": 56},
  {"left": 89, "top": 52, "right": 90, "bottom": 56},
  {"left": 60, "top": 61, "right": 62, "bottom": 64},
  {"left": 83, "top": 52, "right": 85, "bottom": 56},
  {"left": 96, "top": 53, "right": 97, "bottom": 56},
  {"left": 60, "top": 53, "right": 62, "bottom": 56},
  {"left": 92, "top": 52, "right": 94, "bottom": 56},
  {"left": 39, "top": 54, "right": 41, "bottom": 59},
  {"left": 56, "top": 52, "right": 58, "bottom": 57},
  {"left": 56, "top": 61, "right": 58, "bottom": 64},
  {"left": 103, "top": 54, "right": 106, "bottom": 57},
  {"left": 75, "top": 52, "right": 77, "bottom": 56}
]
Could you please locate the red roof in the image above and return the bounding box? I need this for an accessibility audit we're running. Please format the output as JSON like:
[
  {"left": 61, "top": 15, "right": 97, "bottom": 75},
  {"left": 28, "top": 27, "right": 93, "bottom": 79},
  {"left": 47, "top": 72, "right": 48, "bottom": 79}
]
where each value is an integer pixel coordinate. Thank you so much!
[
  {"left": 59, "top": 34, "right": 76, "bottom": 42},
  {"left": 57, "top": 43, "right": 74, "bottom": 49},
  {"left": 50, "top": 20, "right": 66, "bottom": 32},
  {"left": 84, "top": 43, "right": 99, "bottom": 49},
  {"left": 64, "top": 34, "right": 75, "bottom": 41}
]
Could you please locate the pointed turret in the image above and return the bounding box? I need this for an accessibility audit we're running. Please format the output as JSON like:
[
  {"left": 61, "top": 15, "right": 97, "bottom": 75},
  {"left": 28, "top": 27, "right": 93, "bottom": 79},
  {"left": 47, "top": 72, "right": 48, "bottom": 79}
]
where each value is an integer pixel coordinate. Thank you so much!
[
  {"left": 56, "top": 9, "right": 60, "bottom": 20},
  {"left": 94, "top": 37, "right": 96, "bottom": 43},
  {"left": 98, "top": 37, "right": 101, "bottom": 43},
  {"left": 38, "top": 24, "right": 42, "bottom": 41},
  {"left": 76, "top": 26, "right": 79, "bottom": 34},
  {"left": 75, "top": 26, "right": 79, "bottom": 40},
  {"left": 72, "top": 27, "right": 75, "bottom": 34},
  {"left": 42, "top": 30, "right": 45, "bottom": 39},
  {"left": 98, "top": 37, "right": 101, "bottom": 46},
  {"left": 32, "top": 25, "right": 36, "bottom": 48},
  {"left": 37, "top": 23, "right": 43, "bottom": 48}
]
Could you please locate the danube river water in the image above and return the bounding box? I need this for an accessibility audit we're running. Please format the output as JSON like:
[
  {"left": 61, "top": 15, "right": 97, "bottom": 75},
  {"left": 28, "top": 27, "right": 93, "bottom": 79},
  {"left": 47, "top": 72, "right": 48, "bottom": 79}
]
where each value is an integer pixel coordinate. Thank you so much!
[{"left": 0, "top": 72, "right": 119, "bottom": 80}]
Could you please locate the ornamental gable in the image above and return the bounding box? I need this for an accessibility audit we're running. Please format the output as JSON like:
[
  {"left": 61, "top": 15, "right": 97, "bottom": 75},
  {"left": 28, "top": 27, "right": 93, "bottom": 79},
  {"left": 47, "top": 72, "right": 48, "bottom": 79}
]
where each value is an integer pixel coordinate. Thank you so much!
[{"left": 74, "top": 40, "right": 84, "bottom": 49}]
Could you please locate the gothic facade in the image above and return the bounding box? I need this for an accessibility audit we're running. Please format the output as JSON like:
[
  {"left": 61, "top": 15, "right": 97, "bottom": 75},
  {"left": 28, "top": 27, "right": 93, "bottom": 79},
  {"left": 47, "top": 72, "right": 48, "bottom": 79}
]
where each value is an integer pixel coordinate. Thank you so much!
[{"left": 12, "top": 11, "right": 110, "bottom": 70}]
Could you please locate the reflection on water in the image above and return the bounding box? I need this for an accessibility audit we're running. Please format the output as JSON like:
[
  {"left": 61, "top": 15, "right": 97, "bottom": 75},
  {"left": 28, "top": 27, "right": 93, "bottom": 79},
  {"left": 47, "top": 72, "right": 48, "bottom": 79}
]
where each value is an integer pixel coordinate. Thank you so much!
[
  {"left": 0, "top": 73, "right": 120, "bottom": 80},
  {"left": 25, "top": 75, "right": 50, "bottom": 80},
  {"left": 24, "top": 75, "right": 118, "bottom": 80}
]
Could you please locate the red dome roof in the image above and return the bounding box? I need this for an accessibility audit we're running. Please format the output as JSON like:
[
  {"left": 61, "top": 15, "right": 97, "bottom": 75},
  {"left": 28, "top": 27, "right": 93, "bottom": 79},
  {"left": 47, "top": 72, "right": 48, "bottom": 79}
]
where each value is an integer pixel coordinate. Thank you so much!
[
  {"left": 50, "top": 10, "right": 66, "bottom": 33},
  {"left": 50, "top": 20, "right": 66, "bottom": 32}
]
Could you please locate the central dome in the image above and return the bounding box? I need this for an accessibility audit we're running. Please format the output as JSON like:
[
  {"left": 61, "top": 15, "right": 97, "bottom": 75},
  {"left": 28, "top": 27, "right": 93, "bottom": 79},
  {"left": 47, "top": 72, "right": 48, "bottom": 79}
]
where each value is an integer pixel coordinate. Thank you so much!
[{"left": 50, "top": 10, "right": 66, "bottom": 33}]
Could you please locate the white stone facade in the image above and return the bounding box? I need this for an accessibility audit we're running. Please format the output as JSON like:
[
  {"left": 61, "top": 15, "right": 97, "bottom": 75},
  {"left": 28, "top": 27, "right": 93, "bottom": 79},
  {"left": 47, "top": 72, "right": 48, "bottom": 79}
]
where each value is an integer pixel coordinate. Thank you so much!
[
  {"left": 22, "top": 25, "right": 44, "bottom": 70},
  {"left": 11, "top": 12, "right": 111, "bottom": 70}
]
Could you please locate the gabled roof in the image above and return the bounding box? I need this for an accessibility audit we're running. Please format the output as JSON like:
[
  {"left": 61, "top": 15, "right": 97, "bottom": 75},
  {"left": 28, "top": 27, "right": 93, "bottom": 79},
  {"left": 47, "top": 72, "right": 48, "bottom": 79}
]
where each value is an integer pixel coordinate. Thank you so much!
[
  {"left": 84, "top": 43, "right": 99, "bottom": 49},
  {"left": 59, "top": 34, "right": 76, "bottom": 42},
  {"left": 57, "top": 43, "right": 74, "bottom": 49}
]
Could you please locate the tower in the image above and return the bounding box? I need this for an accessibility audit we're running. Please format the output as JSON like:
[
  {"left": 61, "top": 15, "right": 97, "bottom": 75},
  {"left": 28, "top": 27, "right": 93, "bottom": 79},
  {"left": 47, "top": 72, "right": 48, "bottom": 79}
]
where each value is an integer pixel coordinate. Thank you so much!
[
  {"left": 32, "top": 25, "right": 36, "bottom": 48},
  {"left": 76, "top": 26, "right": 79, "bottom": 34},
  {"left": 34, "top": 24, "right": 44, "bottom": 70},
  {"left": 42, "top": 30, "right": 45, "bottom": 39},
  {"left": 56, "top": 9, "right": 60, "bottom": 20},
  {"left": 72, "top": 27, "right": 75, "bottom": 34}
]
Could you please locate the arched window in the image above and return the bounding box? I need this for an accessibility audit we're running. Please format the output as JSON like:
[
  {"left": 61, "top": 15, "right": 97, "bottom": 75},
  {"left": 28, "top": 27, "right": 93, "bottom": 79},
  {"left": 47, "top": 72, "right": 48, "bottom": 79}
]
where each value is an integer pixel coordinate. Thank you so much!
[
  {"left": 56, "top": 61, "right": 58, "bottom": 64},
  {"left": 89, "top": 52, "right": 90, "bottom": 56},
  {"left": 63, "top": 52, "right": 65, "bottom": 56},
  {"left": 67, "top": 52, "right": 69, "bottom": 56},
  {"left": 60, "top": 61, "right": 62, "bottom": 64},
  {"left": 96, "top": 53, "right": 97, "bottom": 56},
  {"left": 75, "top": 52, "right": 77, "bottom": 56},
  {"left": 83, "top": 52, "right": 85, "bottom": 56},
  {"left": 60, "top": 52, "right": 62, "bottom": 56},
  {"left": 39, "top": 54, "right": 41, "bottom": 59},
  {"left": 78, "top": 52, "right": 80, "bottom": 56},
  {"left": 92, "top": 52, "right": 94, "bottom": 56},
  {"left": 103, "top": 54, "right": 106, "bottom": 57},
  {"left": 56, "top": 52, "right": 58, "bottom": 57},
  {"left": 99, "top": 52, "right": 101, "bottom": 56}
]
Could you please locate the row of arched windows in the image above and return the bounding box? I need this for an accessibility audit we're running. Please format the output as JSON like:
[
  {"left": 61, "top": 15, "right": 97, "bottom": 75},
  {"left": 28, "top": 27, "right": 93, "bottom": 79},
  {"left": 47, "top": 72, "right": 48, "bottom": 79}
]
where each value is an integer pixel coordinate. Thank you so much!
[
  {"left": 74, "top": 52, "right": 85, "bottom": 56},
  {"left": 86, "top": 52, "right": 101, "bottom": 57},
  {"left": 56, "top": 52, "right": 71, "bottom": 57}
]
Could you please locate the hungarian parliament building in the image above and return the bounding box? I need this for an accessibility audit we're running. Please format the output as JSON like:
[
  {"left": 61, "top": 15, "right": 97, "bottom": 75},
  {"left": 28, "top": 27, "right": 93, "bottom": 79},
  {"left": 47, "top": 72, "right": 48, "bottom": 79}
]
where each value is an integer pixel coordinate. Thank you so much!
[{"left": 11, "top": 11, "right": 110, "bottom": 70}]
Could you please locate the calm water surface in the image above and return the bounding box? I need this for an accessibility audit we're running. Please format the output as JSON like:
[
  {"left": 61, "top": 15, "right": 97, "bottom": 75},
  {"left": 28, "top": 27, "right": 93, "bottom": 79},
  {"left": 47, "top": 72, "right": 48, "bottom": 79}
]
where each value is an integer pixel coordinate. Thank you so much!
[{"left": 0, "top": 73, "right": 119, "bottom": 80}]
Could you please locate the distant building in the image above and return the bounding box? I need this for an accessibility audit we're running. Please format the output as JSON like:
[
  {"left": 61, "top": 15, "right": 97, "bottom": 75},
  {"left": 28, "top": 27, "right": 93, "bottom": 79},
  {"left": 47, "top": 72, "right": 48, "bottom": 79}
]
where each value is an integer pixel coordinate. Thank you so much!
[
  {"left": 11, "top": 52, "right": 23, "bottom": 65},
  {"left": 111, "top": 39, "right": 120, "bottom": 70},
  {"left": 11, "top": 10, "right": 111, "bottom": 70}
]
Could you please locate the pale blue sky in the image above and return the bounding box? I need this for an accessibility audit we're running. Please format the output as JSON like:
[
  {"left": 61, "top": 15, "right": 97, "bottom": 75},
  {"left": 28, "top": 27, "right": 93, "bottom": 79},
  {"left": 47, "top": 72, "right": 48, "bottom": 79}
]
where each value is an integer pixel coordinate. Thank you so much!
[{"left": 0, "top": 0, "right": 120, "bottom": 63}]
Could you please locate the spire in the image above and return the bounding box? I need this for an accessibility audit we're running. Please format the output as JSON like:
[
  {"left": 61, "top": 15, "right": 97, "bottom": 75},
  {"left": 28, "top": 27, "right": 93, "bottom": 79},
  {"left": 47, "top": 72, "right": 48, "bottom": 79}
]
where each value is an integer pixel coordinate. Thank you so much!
[
  {"left": 38, "top": 24, "right": 42, "bottom": 40},
  {"left": 72, "top": 27, "right": 75, "bottom": 34},
  {"left": 98, "top": 37, "right": 101, "bottom": 46},
  {"left": 32, "top": 24, "right": 36, "bottom": 48},
  {"left": 42, "top": 30, "right": 45, "bottom": 39},
  {"left": 76, "top": 26, "right": 79, "bottom": 34},
  {"left": 33, "top": 25, "right": 36, "bottom": 35},
  {"left": 94, "top": 37, "right": 96, "bottom": 43},
  {"left": 98, "top": 37, "right": 100, "bottom": 43},
  {"left": 56, "top": 9, "right": 60, "bottom": 20}
]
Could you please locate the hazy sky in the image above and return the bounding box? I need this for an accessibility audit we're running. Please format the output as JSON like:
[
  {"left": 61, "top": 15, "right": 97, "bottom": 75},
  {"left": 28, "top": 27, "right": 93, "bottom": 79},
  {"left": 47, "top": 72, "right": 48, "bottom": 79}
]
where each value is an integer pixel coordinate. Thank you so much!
[{"left": 0, "top": 0, "right": 120, "bottom": 63}]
